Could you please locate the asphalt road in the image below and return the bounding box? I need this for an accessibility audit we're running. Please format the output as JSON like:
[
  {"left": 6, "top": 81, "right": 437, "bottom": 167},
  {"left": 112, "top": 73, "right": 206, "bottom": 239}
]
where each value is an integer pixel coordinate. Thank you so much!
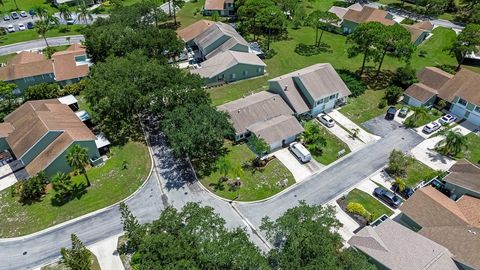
[
  {"left": 235, "top": 127, "right": 423, "bottom": 229},
  {"left": 0, "top": 35, "right": 84, "bottom": 56}
]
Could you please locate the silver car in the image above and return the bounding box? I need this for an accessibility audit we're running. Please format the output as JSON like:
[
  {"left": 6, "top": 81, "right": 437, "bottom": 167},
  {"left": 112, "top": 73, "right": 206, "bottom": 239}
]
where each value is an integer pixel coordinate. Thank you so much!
[
  {"left": 423, "top": 121, "right": 441, "bottom": 134},
  {"left": 317, "top": 113, "right": 335, "bottom": 128}
]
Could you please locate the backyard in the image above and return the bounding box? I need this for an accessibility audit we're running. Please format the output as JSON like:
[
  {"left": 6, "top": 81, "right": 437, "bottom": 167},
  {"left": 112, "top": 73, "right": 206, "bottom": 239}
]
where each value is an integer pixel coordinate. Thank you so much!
[
  {"left": 0, "top": 141, "right": 151, "bottom": 237},
  {"left": 344, "top": 188, "right": 394, "bottom": 220},
  {"left": 339, "top": 90, "right": 386, "bottom": 126},
  {"left": 200, "top": 142, "right": 295, "bottom": 201},
  {"left": 455, "top": 133, "right": 480, "bottom": 165},
  {"left": 0, "top": 25, "right": 84, "bottom": 46}
]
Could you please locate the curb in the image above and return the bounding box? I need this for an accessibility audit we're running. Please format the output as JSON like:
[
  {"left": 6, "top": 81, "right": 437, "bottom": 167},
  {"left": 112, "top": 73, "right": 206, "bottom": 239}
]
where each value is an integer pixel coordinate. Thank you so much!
[{"left": 0, "top": 139, "right": 155, "bottom": 242}]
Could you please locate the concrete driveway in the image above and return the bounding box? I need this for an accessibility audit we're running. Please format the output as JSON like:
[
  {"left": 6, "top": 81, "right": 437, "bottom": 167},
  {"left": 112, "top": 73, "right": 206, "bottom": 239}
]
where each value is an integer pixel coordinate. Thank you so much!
[
  {"left": 273, "top": 148, "right": 323, "bottom": 182},
  {"left": 88, "top": 234, "right": 124, "bottom": 270},
  {"left": 329, "top": 110, "right": 380, "bottom": 144},
  {"left": 362, "top": 116, "right": 402, "bottom": 137}
]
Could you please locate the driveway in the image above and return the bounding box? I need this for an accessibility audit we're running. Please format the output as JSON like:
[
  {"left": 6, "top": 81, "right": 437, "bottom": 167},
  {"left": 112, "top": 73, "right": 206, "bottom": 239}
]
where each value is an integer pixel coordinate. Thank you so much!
[
  {"left": 329, "top": 110, "right": 380, "bottom": 144},
  {"left": 88, "top": 234, "right": 124, "bottom": 270},
  {"left": 273, "top": 148, "right": 323, "bottom": 182},
  {"left": 362, "top": 116, "right": 402, "bottom": 138}
]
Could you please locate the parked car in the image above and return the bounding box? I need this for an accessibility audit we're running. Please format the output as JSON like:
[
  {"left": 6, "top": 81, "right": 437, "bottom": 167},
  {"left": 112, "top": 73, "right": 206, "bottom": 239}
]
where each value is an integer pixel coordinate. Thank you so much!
[
  {"left": 11, "top": 12, "right": 19, "bottom": 20},
  {"left": 3, "top": 14, "right": 10, "bottom": 21},
  {"left": 29, "top": 9, "right": 36, "bottom": 16},
  {"left": 66, "top": 17, "right": 75, "bottom": 25},
  {"left": 18, "top": 23, "right": 25, "bottom": 31},
  {"left": 391, "top": 183, "right": 414, "bottom": 199},
  {"left": 317, "top": 113, "right": 335, "bottom": 128},
  {"left": 422, "top": 121, "right": 441, "bottom": 134},
  {"left": 439, "top": 114, "right": 456, "bottom": 125},
  {"left": 398, "top": 107, "right": 409, "bottom": 118},
  {"left": 19, "top": 11, "right": 28, "bottom": 17},
  {"left": 385, "top": 106, "right": 397, "bottom": 120},
  {"left": 289, "top": 142, "right": 311, "bottom": 163},
  {"left": 373, "top": 187, "right": 402, "bottom": 208},
  {"left": 6, "top": 25, "right": 15, "bottom": 33},
  {"left": 26, "top": 22, "right": 34, "bottom": 29}
]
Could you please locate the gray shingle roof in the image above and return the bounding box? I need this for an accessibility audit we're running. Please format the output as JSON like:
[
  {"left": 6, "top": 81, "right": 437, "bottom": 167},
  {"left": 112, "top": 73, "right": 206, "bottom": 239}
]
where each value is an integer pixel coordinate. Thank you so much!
[
  {"left": 193, "top": 22, "right": 248, "bottom": 59},
  {"left": 247, "top": 115, "right": 304, "bottom": 145},
  {"left": 190, "top": 51, "right": 265, "bottom": 79},
  {"left": 444, "top": 159, "right": 480, "bottom": 194}
]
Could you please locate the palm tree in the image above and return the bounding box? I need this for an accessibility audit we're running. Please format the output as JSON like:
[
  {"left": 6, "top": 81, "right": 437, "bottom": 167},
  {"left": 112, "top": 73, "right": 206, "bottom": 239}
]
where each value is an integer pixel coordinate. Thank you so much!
[
  {"left": 58, "top": 4, "right": 72, "bottom": 26},
  {"left": 66, "top": 144, "right": 91, "bottom": 187},
  {"left": 76, "top": 3, "right": 93, "bottom": 25},
  {"left": 36, "top": 15, "right": 59, "bottom": 47},
  {"left": 410, "top": 106, "right": 428, "bottom": 122},
  {"left": 394, "top": 178, "right": 406, "bottom": 192},
  {"left": 436, "top": 130, "right": 468, "bottom": 156},
  {"left": 216, "top": 157, "right": 232, "bottom": 181},
  {"left": 33, "top": 6, "right": 48, "bottom": 20},
  {"left": 351, "top": 128, "right": 360, "bottom": 140}
]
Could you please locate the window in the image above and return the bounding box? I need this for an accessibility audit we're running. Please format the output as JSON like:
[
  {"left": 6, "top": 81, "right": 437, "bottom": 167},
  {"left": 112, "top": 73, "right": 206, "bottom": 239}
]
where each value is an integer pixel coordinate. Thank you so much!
[
  {"left": 458, "top": 98, "right": 467, "bottom": 106},
  {"left": 243, "top": 70, "right": 249, "bottom": 76},
  {"left": 329, "top": 94, "right": 336, "bottom": 100},
  {"left": 475, "top": 106, "right": 480, "bottom": 113},
  {"left": 257, "top": 67, "right": 263, "bottom": 73},
  {"left": 231, "top": 73, "right": 236, "bottom": 79},
  {"left": 317, "top": 99, "right": 324, "bottom": 105}
]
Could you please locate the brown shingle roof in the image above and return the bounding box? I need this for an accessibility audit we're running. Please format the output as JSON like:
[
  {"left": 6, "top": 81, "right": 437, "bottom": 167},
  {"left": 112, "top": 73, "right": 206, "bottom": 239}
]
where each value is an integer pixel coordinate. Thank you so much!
[
  {"left": 402, "top": 24, "right": 426, "bottom": 42},
  {"left": 0, "top": 51, "right": 54, "bottom": 81},
  {"left": 412, "top": 20, "right": 434, "bottom": 31},
  {"left": 417, "top": 67, "right": 454, "bottom": 90},
  {"left": 444, "top": 160, "right": 480, "bottom": 193},
  {"left": 457, "top": 195, "right": 480, "bottom": 228},
  {"left": 247, "top": 115, "right": 304, "bottom": 145},
  {"left": 343, "top": 6, "right": 395, "bottom": 26},
  {"left": 218, "top": 91, "right": 294, "bottom": 136},
  {"left": 177, "top": 19, "right": 215, "bottom": 42},
  {"left": 205, "top": 0, "right": 225, "bottom": 10},
  {"left": 0, "top": 123, "right": 14, "bottom": 138},
  {"left": 404, "top": 83, "right": 438, "bottom": 103},
  {"left": 438, "top": 68, "right": 480, "bottom": 104},
  {"left": 52, "top": 44, "right": 89, "bottom": 82}
]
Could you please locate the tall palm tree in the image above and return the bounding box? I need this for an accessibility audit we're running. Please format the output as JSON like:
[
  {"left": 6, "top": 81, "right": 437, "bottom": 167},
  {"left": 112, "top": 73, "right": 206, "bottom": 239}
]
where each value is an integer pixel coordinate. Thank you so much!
[
  {"left": 66, "top": 144, "right": 91, "bottom": 187},
  {"left": 58, "top": 4, "right": 72, "bottom": 25},
  {"left": 436, "top": 130, "right": 468, "bottom": 156},
  {"left": 407, "top": 106, "right": 428, "bottom": 127},
  {"left": 76, "top": 3, "right": 93, "bottom": 25},
  {"left": 33, "top": 6, "right": 48, "bottom": 20},
  {"left": 36, "top": 15, "right": 59, "bottom": 47}
]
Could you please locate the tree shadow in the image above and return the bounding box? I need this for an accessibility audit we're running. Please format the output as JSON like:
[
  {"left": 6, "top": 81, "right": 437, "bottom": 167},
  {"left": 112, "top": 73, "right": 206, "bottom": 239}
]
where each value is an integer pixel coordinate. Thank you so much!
[
  {"left": 50, "top": 183, "right": 88, "bottom": 207},
  {"left": 360, "top": 67, "right": 395, "bottom": 90},
  {"left": 294, "top": 43, "right": 332, "bottom": 56}
]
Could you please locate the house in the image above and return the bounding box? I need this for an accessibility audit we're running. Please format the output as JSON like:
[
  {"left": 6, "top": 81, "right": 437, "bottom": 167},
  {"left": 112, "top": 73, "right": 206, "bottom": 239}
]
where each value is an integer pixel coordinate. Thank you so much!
[
  {"left": 328, "top": 3, "right": 363, "bottom": 21},
  {"left": 177, "top": 20, "right": 216, "bottom": 45},
  {"left": 217, "top": 91, "right": 304, "bottom": 150},
  {"left": 398, "top": 186, "right": 480, "bottom": 270},
  {"left": 402, "top": 21, "right": 434, "bottom": 45},
  {"left": 203, "top": 0, "right": 234, "bottom": 16},
  {"left": 190, "top": 51, "right": 265, "bottom": 85},
  {"left": 268, "top": 63, "right": 351, "bottom": 117},
  {"left": 349, "top": 219, "right": 458, "bottom": 270},
  {"left": 0, "top": 44, "right": 90, "bottom": 92},
  {"left": 405, "top": 67, "right": 480, "bottom": 126},
  {"left": 443, "top": 160, "right": 480, "bottom": 199},
  {"left": 340, "top": 6, "right": 395, "bottom": 34},
  {"left": 0, "top": 99, "right": 101, "bottom": 177}
]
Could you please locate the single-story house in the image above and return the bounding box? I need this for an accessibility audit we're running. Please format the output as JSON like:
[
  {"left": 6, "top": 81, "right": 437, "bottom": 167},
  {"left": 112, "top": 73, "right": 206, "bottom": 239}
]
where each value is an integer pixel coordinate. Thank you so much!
[
  {"left": 349, "top": 218, "right": 457, "bottom": 270},
  {"left": 268, "top": 63, "right": 351, "bottom": 117},
  {"left": 405, "top": 67, "right": 480, "bottom": 126},
  {"left": 443, "top": 159, "right": 480, "bottom": 199},
  {"left": 217, "top": 91, "right": 304, "bottom": 150},
  {"left": 398, "top": 186, "right": 480, "bottom": 270},
  {"left": 203, "top": 0, "right": 234, "bottom": 16},
  {"left": 402, "top": 21, "right": 434, "bottom": 46},
  {"left": 0, "top": 44, "right": 90, "bottom": 92},
  {"left": 190, "top": 50, "right": 265, "bottom": 85},
  {"left": 340, "top": 6, "right": 395, "bottom": 34},
  {"left": 0, "top": 99, "right": 101, "bottom": 177}
]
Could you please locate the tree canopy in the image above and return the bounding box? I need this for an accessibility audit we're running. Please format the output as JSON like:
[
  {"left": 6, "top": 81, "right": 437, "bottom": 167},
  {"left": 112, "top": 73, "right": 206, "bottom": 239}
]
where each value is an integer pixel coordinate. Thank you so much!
[{"left": 451, "top": 23, "right": 480, "bottom": 69}]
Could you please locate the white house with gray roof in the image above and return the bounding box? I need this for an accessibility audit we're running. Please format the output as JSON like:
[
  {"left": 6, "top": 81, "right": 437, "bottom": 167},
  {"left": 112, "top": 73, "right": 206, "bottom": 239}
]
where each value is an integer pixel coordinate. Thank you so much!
[{"left": 269, "top": 63, "right": 351, "bottom": 116}]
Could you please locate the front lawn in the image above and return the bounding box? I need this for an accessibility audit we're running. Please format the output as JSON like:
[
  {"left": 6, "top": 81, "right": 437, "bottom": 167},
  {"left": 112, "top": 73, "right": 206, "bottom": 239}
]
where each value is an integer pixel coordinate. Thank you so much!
[
  {"left": 404, "top": 108, "right": 442, "bottom": 128},
  {"left": 200, "top": 142, "right": 295, "bottom": 201},
  {"left": 455, "top": 133, "right": 480, "bottom": 165},
  {"left": 345, "top": 188, "right": 394, "bottom": 220},
  {"left": 305, "top": 122, "right": 350, "bottom": 165},
  {"left": 0, "top": 141, "right": 151, "bottom": 237},
  {"left": 400, "top": 158, "right": 439, "bottom": 187},
  {"left": 0, "top": 25, "right": 84, "bottom": 46},
  {"left": 338, "top": 90, "right": 386, "bottom": 125},
  {"left": 1, "top": 0, "right": 58, "bottom": 13}
]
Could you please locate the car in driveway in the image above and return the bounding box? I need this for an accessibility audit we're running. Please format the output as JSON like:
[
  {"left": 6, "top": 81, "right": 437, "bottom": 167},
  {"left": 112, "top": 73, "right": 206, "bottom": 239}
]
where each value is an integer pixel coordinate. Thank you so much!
[
  {"left": 6, "top": 25, "right": 15, "bottom": 33},
  {"left": 289, "top": 142, "right": 311, "bottom": 163},
  {"left": 373, "top": 187, "right": 402, "bottom": 208},
  {"left": 3, "top": 14, "right": 10, "bottom": 21},
  {"left": 17, "top": 23, "right": 25, "bottom": 31},
  {"left": 398, "top": 107, "right": 409, "bottom": 118},
  {"left": 385, "top": 106, "right": 397, "bottom": 120},
  {"left": 439, "top": 114, "right": 456, "bottom": 125},
  {"left": 317, "top": 113, "right": 335, "bottom": 128},
  {"left": 26, "top": 22, "right": 34, "bottom": 29},
  {"left": 422, "top": 121, "right": 441, "bottom": 134},
  {"left": 66, "top": 17, "right": 75, "bottom": 25},
  {"left": 11, "top": 12, "right": 19, "bottom": 20},
  {"left": 20, "top": 11, "right": 28, "bottom": 18}
]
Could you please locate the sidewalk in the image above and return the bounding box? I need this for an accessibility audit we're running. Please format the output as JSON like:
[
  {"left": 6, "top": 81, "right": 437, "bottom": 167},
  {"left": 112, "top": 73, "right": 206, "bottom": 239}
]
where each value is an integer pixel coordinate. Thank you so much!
[
  {"left": 329, "top": 110, "right": 381, "bottom": 144},
  {"left": 88, "top": 234, "right": 125, "bottom": 270}
]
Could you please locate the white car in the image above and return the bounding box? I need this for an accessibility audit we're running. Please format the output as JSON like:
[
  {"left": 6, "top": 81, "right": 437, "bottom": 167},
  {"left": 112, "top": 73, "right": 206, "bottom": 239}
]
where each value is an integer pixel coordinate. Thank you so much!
[
  {"left": 6, "top": 25, "right": 15, "bottom": 33},
  {"left": 438, "top": 114, "right": 456, "bottom": 125},
  {"left": 19, "top": 11, "right": 28, "bottom": 18},
  {"left": 289, "top": 142, "right": 311, "bottom": 163},
  {"left": 317, "top": 113, "right": 335, "bottom": 128},
  {"left": 423, "top": 121, "right": 441, "bottom": 134},
  {"left": 17, "top": 23, "right": 25, "bottom": 31}
]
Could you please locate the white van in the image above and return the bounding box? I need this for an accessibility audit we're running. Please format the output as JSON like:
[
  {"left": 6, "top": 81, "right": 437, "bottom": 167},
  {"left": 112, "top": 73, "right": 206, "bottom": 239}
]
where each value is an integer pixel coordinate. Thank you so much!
[{"left": 289, "top": 142, "right": 312, "bottom": 163}]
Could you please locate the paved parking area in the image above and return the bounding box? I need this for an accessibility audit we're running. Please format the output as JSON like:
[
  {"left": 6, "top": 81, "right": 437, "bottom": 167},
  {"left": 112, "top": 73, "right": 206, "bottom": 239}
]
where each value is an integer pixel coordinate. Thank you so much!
[
  {"left": 362, "top": 116, "right": 402, "bottom": 137},
  {"left": 273, "top": 148, "right": 323, "bottom": 182},
  {"left": 329, "top": 110, "right": 380, "bottom": 144}
]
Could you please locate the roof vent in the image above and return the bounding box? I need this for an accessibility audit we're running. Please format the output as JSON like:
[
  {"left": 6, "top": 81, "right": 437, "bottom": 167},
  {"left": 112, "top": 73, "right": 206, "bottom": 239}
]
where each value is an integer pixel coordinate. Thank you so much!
[{"left": 237, "top": 110, "right": 240, "bottom": 113}]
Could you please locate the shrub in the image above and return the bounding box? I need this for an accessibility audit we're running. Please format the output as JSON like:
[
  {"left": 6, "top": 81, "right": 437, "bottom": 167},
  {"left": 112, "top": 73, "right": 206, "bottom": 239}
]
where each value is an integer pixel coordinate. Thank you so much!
[
  {"left": 418, "top": 50, "right": 428, "bottom": 57},
  {"left": 295, "top": 43, "right": 324, "bottom": 56},
  {"left": 347, "top": 202, "right": 371, "bottom": 221},
  {"left": 401, "top": 18, "right": 417, "bottom": 25},
  {"left": 338, "top": 69, "right": 366, "bottom": 97},
  {"left": 62, "top": 80, "right": 87, "bottom": 96},
  {"left": 384, "top": 85, "right": 403, "bottom": 105},
  {"left": 392, "top": 65, "right": 418, "bottom": 89},
  {"left": 43, "top": 46, "right": 58, "bottom": 59},
  {"left": 23, "top": 83, "right": 62, "bottom": 101},
  {"left": 378, "top": 99, "right": 387, "bottom": 109},
  {"left": 386, "top": 150, "right": 413, "bottom": 177},
  {"left": 264, "top": 49, "right": 277, "bottom": 59},
  {"left": 15, "top": 172, "right": 48, "bottom": 204}
]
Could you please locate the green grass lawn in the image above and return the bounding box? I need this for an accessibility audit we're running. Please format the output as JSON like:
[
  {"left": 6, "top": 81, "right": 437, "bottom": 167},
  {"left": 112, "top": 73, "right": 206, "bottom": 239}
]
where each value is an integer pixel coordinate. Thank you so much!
[
  {"left": 0, "top": 0, "right": 58, "bottom": 13},
  {"left": 0, "top": 44, "right": 70, "bottom": 64},
  {"left": 0, "top": 141, "right": 151, "bottom": 237},
  {"left": 307, "top": 122, "right": 351, "bottom": 165},
  {"left": 41, "top": 251, "right": 100, "bottom": 270},
  {"left": 404, "top": 108, "right": 443, "bottom": 128},
  {"left": 200, "top": 142, "right": 295, "bottom": 201},
  {"left": 401, "top": 158, "right": 439, "bottom": 187},
  {"left": 176, "top": 0, "right": 206, "bottom": 29},
  {"left": 455, "top": 133, "right": 480, "bottom": 165},
  {"left": 338, "top": 90, "right": 386, "bottom": 125},
  {"left": 345, "top": 188, "right": 394, "bottom": 220},
  {"left": 0, "top": 25, "right": 84, "bottom": 46}
]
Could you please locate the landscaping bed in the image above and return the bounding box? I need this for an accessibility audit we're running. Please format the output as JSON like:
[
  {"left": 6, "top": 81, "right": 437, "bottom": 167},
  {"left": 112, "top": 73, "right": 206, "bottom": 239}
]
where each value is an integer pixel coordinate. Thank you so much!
[
  {"left": 0, "top": 141, "right": 151, "bottom": 237},
  {"left": 200, "top": 142, "right": 295, "bottom": 201}
]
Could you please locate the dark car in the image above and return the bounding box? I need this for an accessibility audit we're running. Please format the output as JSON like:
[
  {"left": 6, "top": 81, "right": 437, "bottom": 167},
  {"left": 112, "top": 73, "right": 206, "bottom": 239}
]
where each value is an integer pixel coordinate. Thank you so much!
[
  {"left": 26, "top": 21, "right": 34, "bottom": 29},
  {"left": 29, "top": 9, "right": 36, "bottom": 16},
  {"left": 373, "top": 187, "right": 402, "bottom": 208},
  {"left": 385, "top": 106, "right": 397, "bottom": 120},
  {"left": 11, "top": 12, "right": 19, "bottom": 20},
  {"left": 391, "top": 184, "right": 414, "bottom": 199}
]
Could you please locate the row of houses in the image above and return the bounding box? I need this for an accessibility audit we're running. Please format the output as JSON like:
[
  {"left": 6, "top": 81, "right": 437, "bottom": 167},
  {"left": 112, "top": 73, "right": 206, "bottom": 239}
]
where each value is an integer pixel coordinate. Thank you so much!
[
  {"left": 349, "top": 161, "right": 480, "bottom": 270},
  {"left": 404, "top": 67, "right": 480, "bottom": 126},
  {"left": 0, "top": 44, "right": 90, "bottom": 92},
  {"left": 218, "top": 63, "right": 351, "bottom": 150},
  {"left": 177, "top": 20, "right": 266, "bottom": 86}
]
